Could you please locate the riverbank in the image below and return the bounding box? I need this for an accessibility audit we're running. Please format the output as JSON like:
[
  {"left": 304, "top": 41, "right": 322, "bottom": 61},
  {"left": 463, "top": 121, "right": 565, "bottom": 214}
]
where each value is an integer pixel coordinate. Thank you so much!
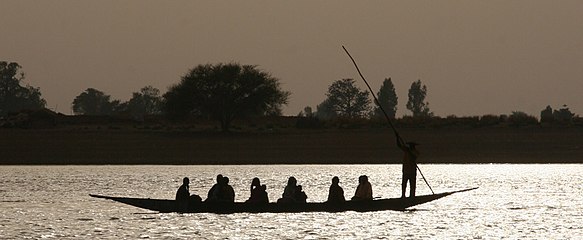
[{"left": 1, "top": 127, "right": 582, "bottom": 164}]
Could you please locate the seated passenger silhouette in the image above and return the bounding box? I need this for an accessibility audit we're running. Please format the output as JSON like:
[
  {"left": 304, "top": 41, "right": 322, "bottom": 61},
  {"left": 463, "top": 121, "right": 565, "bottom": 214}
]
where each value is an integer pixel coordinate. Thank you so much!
[
  {"left": 258, "top": 185, "right": 269, "bottom": 203},
  {"left": 246, "top": 177, "right": 269, "bottom": 204},
  {"left": 207, "top": 175, "right": 235, "bottom": 203},
  {"left": 175, "top": 177, "right": 201, "bottom": 211},
  {"left": 277, "top": 177, "right": 309, "bottom": 203},
  {"left": 327, "top": 176, "right": 345, "bottom": 203},
  {"left": 249, "top": 177, "right": 261, "bottom": 196},
  {"left": 222, "top": 177, "right": 235, "bottom": 203},
  {"left": 294, "top": 185, "right": 308, "bottom": 203},
  {"left": 176, "top": 177, "right": 190, "bottom": 201},
  {"left": 277, "top": 176, "right": 298, "bottom": 203},
  {"left": 206, "top": 174, "right": 223, "bottom": 201},
  {"left": 351, "top": 175, "right": 373, "bottom": 201}
]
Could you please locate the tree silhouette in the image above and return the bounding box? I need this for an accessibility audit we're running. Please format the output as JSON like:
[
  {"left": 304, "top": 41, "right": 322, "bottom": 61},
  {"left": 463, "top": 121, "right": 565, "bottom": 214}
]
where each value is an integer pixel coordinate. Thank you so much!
[
  {"left": 298, "top": 106, "right": 314, "bottom": 118},
  {"left": 540, "top": 105, "right": 575, "bottom": 124},
  {"left": 127, "top": 86, "right": 163, "bottom": 118},
  {"left": 553, "top": 105, "right": 575, "bottom": 123},
  {"left": 315, "top": 98, "right": 337, "bottom": 120},
  {"left": 374, "top": 78, "right": 398, "bottom": 118},
  {"left": 72, "top": 88, "right": 117, "bottom": 115},
  {"left": 325, "top": 79, "right": 370, "bottom": 118},
  {"left": 509, "top": 111, "right": 538, "bottom": 127},
  {"left": 163, "top": 63, "right": 290, "bottom": 131},
  {"left": 0, "top": 61, "right": 46, "bottom": 116},
  {"left": 540, "top": 105, "right": 553, "bottom": 123},
  {"left": 406, "top": 79, "right": 432, "bottom": 117}
]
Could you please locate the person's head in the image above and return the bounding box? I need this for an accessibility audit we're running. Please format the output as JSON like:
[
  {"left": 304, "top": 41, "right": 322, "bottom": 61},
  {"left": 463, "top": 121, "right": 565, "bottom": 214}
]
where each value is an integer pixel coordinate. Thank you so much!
[
  {"left": 297, "top": 185, "right": 303, "bottom": 191},
  {"left": 260, "top": 184, "right": 266, "bottom": 191},
  {"left": 251, "top": 177, "right": 260, "bottom": 187},
  {"left": 287, "top": 176, "right": 297, "bottom": 186},
  {"left": 216, "top": 174, "right": 223, "bottom": 183},
  {"left": 358, "top": 175, "right": 368, "bottom": 184},
  {"left": 332, "top": 176, "right": 339, "bottom": 185},
  {"left": 223, "top": 177, "right": 230, "bottom": 185},
  {"left": 183, "top": 177, "right": 190, "bottom": 185}
]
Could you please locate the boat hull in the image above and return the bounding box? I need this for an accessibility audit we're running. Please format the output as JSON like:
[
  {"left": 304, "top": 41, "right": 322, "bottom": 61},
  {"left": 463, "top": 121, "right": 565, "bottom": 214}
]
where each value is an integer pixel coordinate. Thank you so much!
[{"left": 90, "top": 187, "right": 477, "bottom": 213}]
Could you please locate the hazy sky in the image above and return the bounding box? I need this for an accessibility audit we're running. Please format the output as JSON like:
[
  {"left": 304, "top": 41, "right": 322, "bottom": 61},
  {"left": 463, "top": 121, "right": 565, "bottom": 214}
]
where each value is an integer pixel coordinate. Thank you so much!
[{"left": 2, "top": 1, "right": 582, "bottom": 117}]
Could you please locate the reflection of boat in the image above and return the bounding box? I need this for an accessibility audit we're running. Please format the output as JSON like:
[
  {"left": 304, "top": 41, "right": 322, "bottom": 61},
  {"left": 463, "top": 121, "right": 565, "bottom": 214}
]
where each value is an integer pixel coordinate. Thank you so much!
[{"left": 90, "top": 187, "right": 477, "bottom": 213}]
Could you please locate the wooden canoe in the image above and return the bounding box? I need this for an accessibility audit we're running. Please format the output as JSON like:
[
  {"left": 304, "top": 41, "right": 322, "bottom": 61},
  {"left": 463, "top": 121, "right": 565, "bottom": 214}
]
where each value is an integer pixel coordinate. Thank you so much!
[{"left": 90, "top": 187, "right": 477, "bottom": 213}]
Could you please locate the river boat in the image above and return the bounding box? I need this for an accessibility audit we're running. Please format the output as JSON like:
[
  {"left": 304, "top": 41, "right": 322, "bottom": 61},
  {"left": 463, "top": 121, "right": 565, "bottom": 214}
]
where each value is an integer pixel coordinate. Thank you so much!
[{"left": 90, "top": 187, "right": 476, "bottom": 214}]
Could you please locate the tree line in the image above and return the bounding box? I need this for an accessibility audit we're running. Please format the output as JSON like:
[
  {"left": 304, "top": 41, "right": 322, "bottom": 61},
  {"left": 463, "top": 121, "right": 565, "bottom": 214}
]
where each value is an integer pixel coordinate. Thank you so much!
[
  {"left": 307, "top": 78, "right": 432, "bottom": 120},
  {"left": 1, "top": 61, "right": 290, "bottom": 131},
  {"left": 1, "top": 61, "right": 580, "bottom": 131}
]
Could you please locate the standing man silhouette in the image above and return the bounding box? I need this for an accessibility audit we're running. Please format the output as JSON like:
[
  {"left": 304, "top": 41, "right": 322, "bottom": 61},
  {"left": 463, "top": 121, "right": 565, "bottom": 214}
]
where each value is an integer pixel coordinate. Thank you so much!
[{"left": 397, "top": 134, "right": 419, "bottom": 198}]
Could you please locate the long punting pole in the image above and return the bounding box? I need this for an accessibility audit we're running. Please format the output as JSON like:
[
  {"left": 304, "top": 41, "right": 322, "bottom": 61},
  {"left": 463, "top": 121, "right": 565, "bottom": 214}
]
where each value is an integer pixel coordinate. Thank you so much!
[{"left": 341, "top": 45, "right": 435, "bottom": 194}]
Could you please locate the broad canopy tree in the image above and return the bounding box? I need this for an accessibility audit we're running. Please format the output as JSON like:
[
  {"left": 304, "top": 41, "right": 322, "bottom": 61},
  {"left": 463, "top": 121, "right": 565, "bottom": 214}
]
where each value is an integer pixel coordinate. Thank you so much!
[
  {"left": 323, "top": 78, "right": 370, "bottom": 118},
  {"left": 0, "top": 61, "right": 46, "bottom": 116},
  {"left": 72, "top": 88, "right": 117, "bottom": 115},
  {"left": 127, "top": 85, "right": 163, "bottom": 118},
  {"left": 163, "top": 63, "right": 290, "bottom": 131}
]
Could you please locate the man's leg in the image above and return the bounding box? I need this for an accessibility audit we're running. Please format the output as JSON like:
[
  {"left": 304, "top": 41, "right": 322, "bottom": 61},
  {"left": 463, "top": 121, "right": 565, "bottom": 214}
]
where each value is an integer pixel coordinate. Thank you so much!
[
  {"left": 410, "top": 173, "right": 417, "bottom": 197},
  {"left": 401, "top": 174, "right": 408, "bottom": 198}
]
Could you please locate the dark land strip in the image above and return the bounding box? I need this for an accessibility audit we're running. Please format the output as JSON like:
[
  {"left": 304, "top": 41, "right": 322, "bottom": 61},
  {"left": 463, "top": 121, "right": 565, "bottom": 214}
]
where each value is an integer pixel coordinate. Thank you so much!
[{"left": 1, "top": 128, "right": 582, "bottom": 164}]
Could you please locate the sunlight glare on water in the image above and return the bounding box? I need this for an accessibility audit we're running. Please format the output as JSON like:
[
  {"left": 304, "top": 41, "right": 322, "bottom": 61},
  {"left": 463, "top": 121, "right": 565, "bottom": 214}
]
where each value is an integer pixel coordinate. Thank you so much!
[{"left": 0, "top": 164, "right": 581, "bottom": 239}]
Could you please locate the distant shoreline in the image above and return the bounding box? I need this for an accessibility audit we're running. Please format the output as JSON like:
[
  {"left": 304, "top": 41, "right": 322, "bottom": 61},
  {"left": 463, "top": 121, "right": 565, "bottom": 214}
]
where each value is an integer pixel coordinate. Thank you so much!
[{"left": 2, "top": 127, "right": 582, "bottom": 165}]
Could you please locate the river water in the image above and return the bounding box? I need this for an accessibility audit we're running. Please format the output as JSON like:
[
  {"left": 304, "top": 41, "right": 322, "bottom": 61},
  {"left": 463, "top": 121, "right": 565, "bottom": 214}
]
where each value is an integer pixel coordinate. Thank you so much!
[{"left": 0, "top": 164, "right": 581, "bottom": 239}]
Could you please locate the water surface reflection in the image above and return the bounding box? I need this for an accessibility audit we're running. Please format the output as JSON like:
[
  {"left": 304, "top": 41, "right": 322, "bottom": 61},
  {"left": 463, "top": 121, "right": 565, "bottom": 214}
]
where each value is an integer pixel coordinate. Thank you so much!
[{"left": 0, "top": 164, "right": 581, "bottom": 238}]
